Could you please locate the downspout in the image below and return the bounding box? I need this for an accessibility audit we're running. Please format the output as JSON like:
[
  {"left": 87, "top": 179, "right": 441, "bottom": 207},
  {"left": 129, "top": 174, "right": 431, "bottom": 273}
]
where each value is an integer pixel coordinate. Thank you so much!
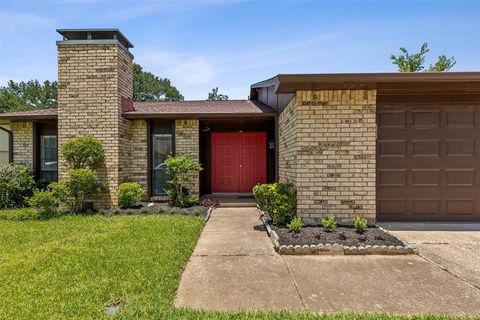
[{"left": 0, "top": 125, "right": 13, "bottom": 163}]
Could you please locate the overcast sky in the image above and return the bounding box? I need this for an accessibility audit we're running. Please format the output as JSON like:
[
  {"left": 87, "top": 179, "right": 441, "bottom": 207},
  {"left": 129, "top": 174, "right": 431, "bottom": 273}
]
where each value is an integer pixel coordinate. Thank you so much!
[{"left": 0, "top": 0, "right": 479, "bottom": 100}]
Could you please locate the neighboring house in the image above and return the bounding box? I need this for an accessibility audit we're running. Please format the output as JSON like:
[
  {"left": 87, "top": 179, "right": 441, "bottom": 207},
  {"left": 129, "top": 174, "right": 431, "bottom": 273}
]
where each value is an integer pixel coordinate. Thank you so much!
[
  {"left": 0, "top": 29, "right": 479, "bottom": 223},
  {"left": 0, "top": 125, "right": 11, "bottom": 164}
]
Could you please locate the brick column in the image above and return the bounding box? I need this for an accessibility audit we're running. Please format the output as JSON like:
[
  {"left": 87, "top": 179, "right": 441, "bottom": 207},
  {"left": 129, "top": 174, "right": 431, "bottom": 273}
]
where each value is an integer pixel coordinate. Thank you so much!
[{"left": 57, "top": 42, "right": 133, "bottom": 208}]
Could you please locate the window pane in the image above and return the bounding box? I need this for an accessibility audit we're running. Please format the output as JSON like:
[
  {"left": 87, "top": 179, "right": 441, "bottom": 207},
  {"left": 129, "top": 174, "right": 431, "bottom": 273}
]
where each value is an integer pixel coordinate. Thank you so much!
[
  {"left": 152, "top": 134, "right": 172, "bottom": 195},
  {"left": 40, "top": 135, "right": 57, "bottom": 171}
]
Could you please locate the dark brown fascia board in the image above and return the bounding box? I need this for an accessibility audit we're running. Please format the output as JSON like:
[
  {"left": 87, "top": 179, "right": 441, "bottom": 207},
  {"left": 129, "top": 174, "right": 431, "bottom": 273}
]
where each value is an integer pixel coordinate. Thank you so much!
[
  {"left": 251, "top": 72, "right": 480, "bottom": 94},
  {"left": 122, "top": 112, "right": 278, "bottom": 119},
  {"left": 0, "top": 115, "right": 57, "bottom": 121}
]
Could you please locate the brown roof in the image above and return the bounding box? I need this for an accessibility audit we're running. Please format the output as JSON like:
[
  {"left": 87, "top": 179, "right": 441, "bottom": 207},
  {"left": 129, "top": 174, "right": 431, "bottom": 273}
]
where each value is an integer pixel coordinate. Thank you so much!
[
  {"left": 251, "top": 72, "right": 480, "bottom": 94},
  {"left": 124, "top": 100, "right": 277, "bottom": 118},
  {"left": 0, "top": 108, "right": 58, "bottom": 120},
  {"left": 0, "top": 100, "right": 277, "bottom": 121}
]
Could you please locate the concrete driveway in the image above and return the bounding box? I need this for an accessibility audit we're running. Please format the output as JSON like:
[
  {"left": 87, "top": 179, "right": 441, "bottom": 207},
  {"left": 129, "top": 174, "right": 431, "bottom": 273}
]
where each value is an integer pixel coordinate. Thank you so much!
[
  {"left": 175, "top": 208, "right": 480, "bottom": 316},
  {"left": 381, "top": 222, "right": 480, "bottom": 289}
]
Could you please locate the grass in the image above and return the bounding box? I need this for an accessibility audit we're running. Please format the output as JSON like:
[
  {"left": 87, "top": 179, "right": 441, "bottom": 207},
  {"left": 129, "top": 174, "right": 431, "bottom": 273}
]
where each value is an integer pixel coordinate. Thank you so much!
[
  {"left": 0, "top": 213, "right": 472, "bottom": 320},
  {"left": 0, "top": 207, "right": 41, "bottom": 220}
]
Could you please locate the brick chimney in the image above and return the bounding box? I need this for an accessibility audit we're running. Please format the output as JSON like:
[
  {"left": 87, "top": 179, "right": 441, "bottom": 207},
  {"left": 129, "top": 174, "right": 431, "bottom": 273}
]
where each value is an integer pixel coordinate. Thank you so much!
[{"left": 56, "top": 29, "right": 134, "bottom": 207}]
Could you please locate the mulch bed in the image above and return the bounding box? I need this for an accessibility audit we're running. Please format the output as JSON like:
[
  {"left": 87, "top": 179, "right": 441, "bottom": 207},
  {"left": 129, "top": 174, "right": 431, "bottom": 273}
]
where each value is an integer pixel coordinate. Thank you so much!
[
  {"left": 102, "top": 202, "right": 209, "bottom": 218},
  {"left": 272, "top": 225, "right": 404, "bottom": 247}
]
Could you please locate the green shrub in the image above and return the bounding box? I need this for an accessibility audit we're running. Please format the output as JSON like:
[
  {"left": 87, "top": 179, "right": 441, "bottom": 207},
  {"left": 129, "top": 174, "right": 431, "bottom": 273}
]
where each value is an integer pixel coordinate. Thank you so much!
[
  {"left": 0, "top": 163, "right": 35, "bottom": 209},
  {"left": 253, "top": 182, "right": 296, "bottom": 225},
  {"left": 61, "top": 136, "right": 106, "bottom": 169},
  {"left": 118, "top": 182, "right": 144, "bottom": 208},
  {"left": 140, "top": 206, "right": 149, "bottom": 214},
  {"left": 51, "top": 169, "right": 104, "bottom": 213},
  {"left": 321, "top": 214, "right": 337, "bottom": 232},
  {"left": 113, "top": 207, "right": 120, "bottom": 215},
  {"left": 164, "top": 154, "right": 202, "bottom": 208},
  {"left": 287, "top": 217, "right": 303, "bottom": 233},
  {"left": 125, "top": 208, "right": 133, "bottom": 215},
  {"left": 353, "top": 216, "right": 368, "bottom": 234},
  {"left": 27, "top": 189, "right": 59, "bottom": 219}
]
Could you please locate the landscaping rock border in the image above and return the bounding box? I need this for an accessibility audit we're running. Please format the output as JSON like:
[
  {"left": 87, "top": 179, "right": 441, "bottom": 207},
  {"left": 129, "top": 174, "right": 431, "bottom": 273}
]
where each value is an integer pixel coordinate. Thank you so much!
[{"left": 258, "top": 207, "right": 416, "bottom": 256}]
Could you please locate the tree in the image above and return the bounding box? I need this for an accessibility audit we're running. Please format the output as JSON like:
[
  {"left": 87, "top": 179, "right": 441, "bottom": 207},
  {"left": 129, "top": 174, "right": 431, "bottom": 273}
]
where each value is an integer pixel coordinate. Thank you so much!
[
  {"left": 390, "top": 42, "right": 456, "bottom": 72},
  {"left": 207, "top": 87, "right": 229, "bottom": 101},
  {"left": 0, "top": 80, "right": 57, "bottom": 113},
  {"left": 133, "top": 63, "right": 184, "bottom": 101}
]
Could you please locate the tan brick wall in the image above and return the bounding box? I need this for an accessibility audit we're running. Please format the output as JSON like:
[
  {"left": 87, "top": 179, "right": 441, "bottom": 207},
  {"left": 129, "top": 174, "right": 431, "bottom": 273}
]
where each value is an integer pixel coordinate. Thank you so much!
[
  {"left": 278, "top": 97, "right": 298, "bottom": 183},
  {"left": 127, "top": 120, "right": 148, "bottom": 198},
  {"left": 175, "top": 119, "right": 199, "bottom": 195},
  {"left": 279, "top": 90, "right": 377, "bottom": 224},
  {"left": 57, "top": 42, "right": 133, "bottom": 208},
  {"left": 11, "top": 121, "right": 33, "bottom": 169}
]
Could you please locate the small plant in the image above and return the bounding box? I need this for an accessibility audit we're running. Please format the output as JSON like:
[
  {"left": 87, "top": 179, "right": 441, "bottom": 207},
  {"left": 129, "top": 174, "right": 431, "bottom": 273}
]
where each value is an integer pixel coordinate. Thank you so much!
[
  {"left": 358, "top": 234, "right": 368, "bottom": 242},
  {"left": 118, "top": 182, "right": 144, "bottom": 208},
  {"left": 113, "top": 207, "right": 121, "bottom": 215},
  {"left": 353, "top": 216, "right": 368, "bottom": 234},
  {"left": 27, "top": 188, "right": 59, "bottom": 219},
  {"left": 140, "top": 206, "right": 149, "bottom": 214},
  {"left": 338, "top": 232, "right": 348, "bottom": 241},
  {"left": 374, "top": 235, "right": 385, "bottom": 241},
  {"left": 287, "top": 217, "right": 303, "bottom": 233},
  {"left": 252, "top": 182, "right": 296, "bottom": 225},
  {"left": 125, "top": 208, "right": 133, "bottom": 215},
  {"left": 321, "top": 214, "right": 337, "bottom": 232},
  {"left": 312, "top": 230, "right": 322, "bottom": 240},
  {"left": 61, "top": 136, "right": 106, "bottom": 170},
  {"left": 164, "top": 154, "right": 203, "bottom": 208},
  {"left": 97, "top": 208, "right": 106, "bottom": 215},
  {"left": 193, "top": 209, "right": 201, "bottom": 217},
  {"left": 158, "top": 206, "right": 165, "bottom": 214},
  {"left": 0, "top": 163, "right": 35, "bottom": 209}
]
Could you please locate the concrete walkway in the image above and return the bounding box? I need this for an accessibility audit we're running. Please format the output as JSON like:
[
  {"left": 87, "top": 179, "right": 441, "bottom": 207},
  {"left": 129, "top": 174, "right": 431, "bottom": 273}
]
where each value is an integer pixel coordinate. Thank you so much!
[{"left": 175, "top": 208, "right": 480, "bottom": 316}]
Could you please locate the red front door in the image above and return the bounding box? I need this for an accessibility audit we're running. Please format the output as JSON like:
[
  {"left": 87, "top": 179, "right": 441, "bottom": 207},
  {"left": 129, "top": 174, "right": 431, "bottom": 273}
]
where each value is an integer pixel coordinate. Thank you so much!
[{"left": 211, "top": 132, "right": 267, "bottom": 193}]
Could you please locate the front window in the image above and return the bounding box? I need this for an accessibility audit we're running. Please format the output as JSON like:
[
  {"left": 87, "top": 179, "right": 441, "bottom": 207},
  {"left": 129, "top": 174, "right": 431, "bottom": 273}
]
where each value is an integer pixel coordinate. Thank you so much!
[
  {"left": 39, "top": 135, "right": 58, "bottom": 182},
  {"left": 152, "top": 133, "right": 173, "bottom": 195}
]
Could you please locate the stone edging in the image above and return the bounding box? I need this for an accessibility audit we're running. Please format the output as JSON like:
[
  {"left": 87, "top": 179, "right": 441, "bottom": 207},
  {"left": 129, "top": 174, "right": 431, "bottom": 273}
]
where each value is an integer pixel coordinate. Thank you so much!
[
  {"left": 258, "top": 207, "right": 416, "bottom": 256},
  {"left": 205, "top": 207, "right": 214, "bottom": 222}
]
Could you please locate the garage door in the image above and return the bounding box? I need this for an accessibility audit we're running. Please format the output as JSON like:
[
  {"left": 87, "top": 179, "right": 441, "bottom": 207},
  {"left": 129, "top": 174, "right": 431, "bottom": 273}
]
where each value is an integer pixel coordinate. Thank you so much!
[
  {"left": 211, "top": 132, "right": 267, "bottom": 193},
  {"left": 377, "top": 102, "right": 480, "bottom": 221}
]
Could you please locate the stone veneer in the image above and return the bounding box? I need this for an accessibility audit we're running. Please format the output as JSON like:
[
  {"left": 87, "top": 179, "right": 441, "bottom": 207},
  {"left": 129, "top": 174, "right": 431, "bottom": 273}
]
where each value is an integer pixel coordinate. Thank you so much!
[
  {"left": 279, "top": 90, "right": 377, "bottom": 224},
  {"left": 175, "top": 119, "right": 200, "bottom": 195},
  {"left": 57, "top": 42, "right": 133, "bottom": 207},
  {"left": 10, "top": 121, "right": 33, "bottom": 169}
]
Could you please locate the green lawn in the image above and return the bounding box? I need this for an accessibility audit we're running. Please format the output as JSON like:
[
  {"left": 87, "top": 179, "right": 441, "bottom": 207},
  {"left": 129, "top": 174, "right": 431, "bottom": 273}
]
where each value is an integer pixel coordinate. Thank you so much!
[{"left": 0, "top": 212, "right": 470, "bottom": 320}]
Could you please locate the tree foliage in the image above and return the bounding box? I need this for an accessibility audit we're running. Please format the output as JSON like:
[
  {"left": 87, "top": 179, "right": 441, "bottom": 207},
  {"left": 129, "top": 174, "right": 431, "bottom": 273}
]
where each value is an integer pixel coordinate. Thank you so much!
[
  {"left": 0, "top": 80, "right": 57, "bottom": 113},
  {"left": 390, "top": 42, "right": 456, "bottom": 72},
  {"left": 61, "top": 136, "right": 106, "bottom": 170},
  {"left": 0, "top": 64, "right": 184, "bottom": 113},
  {"left": 133, "top": 63, "right": 184, "bottom": 101},
  {"left": 207, "top": 87, "right": 229, "bottom": 101}
]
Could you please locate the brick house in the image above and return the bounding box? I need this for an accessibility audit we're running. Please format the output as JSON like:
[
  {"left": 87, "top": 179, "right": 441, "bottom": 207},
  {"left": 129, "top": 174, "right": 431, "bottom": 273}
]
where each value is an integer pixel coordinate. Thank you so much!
[{"left": 0, "top": 29, "right": 479, "bottom": 223}]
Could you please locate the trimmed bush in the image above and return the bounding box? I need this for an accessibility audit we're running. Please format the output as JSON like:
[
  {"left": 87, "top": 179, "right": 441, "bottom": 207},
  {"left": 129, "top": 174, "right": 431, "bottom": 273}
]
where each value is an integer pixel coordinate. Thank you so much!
[
  {"left": 118, "top": 182, "right": 144, "bottom": 208},
  {"left": 61, "top": 136, "right": 106, "bottom": 169},
  {"left": 51, "top": 169, "right": 104, "bottom": 213},
  {"left": 0, "top": 163, "right": 35, "bottom": 209},
  {"left": 27, "top": 189, "right": 59, "bottom": 219},
  {"left": 253, "top": 182, "right": 296, "bottom": 225}
]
